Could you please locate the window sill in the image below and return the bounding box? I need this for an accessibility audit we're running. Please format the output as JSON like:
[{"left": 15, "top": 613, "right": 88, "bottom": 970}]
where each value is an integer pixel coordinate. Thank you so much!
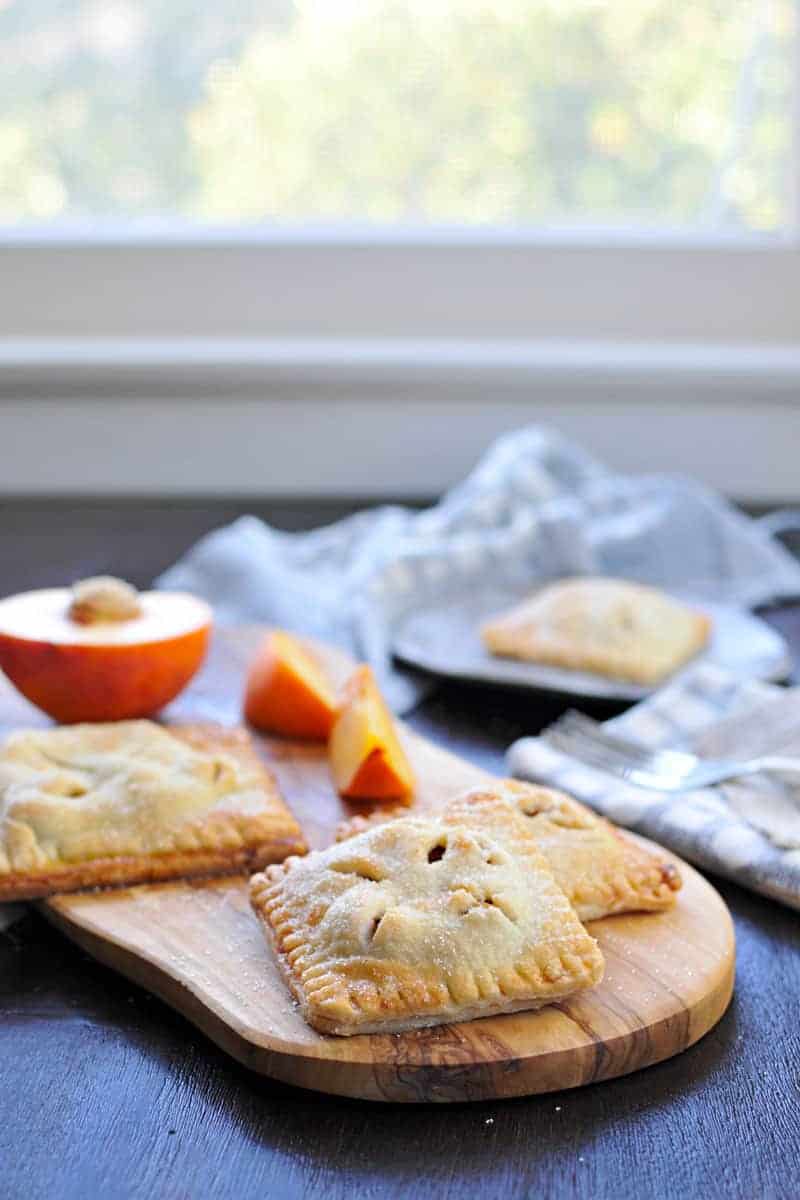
[{"left": 2, "top": 336, "right": 800, "bottom": 398}]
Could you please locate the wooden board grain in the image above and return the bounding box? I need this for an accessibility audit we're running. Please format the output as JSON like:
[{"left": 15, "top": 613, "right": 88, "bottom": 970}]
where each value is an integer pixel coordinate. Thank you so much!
[{"left": 36, "top": 628, "right": 734, "bottom": 1103}]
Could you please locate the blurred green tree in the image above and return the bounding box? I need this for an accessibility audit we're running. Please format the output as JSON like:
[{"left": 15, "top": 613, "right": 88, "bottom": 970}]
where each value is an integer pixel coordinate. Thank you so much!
[{"left": 0, "top": 0, "right": 792, "bottom": 230}]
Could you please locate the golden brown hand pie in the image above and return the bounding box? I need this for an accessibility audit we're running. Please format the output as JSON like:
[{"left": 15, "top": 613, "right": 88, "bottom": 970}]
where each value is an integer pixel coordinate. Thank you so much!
[
  {"left": 250, "top": 790, "right": 604, "bottom": 1036},
  {"left": 480, "top": 577, "right": 711, "bottom": 686},
  {"left": 337, "top": 780, "right": 681, "bottom": 923},
  {"left": 0, "top": 720, "right": 305, "bottom": 900}
]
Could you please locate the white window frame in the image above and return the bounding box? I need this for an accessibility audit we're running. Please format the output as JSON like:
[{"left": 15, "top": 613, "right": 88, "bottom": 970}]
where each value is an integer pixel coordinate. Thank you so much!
[
  {"left": 2, "top": 223, "right": 799, "bottom": 342},
  {"left": 3, "top": 1, "right": 800, "bottom": 499},
  {"left": 1, "top": 223, "right": 800, "bottom": 500}
]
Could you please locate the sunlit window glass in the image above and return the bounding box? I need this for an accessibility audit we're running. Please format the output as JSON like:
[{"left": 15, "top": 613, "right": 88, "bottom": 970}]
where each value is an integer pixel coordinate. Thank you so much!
[{"left": 0, "top": 0, "right": 794, "bottom": 231}]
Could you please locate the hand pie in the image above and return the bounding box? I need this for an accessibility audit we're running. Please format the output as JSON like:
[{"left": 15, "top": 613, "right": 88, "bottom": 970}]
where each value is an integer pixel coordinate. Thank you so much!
[
  {"left": 480, "top": 577, "right": 711, "bottom": 686},
  {"left": 250, "top": 791, "right": 604, "bottom": 1036},
  {"left": 0, "top": 720, "right": 305, "bottom": 901},
  {"left": 337, "top": 780, "right": 681, "bottom": 922},
  {"left": 449, "top": 781, "right": 681, "bottom": 921}
]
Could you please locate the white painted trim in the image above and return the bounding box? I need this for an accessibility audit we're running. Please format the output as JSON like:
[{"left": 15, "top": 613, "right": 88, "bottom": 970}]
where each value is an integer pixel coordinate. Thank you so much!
[
  {"left": 1, "top": 337, "right": 798, "bottom": 501},
  {"left": 3, "top": 238, "right": 800, "bottom": 343},
  {"left": 0, "top": 221, "right": 793, "bottom": 248},
  {"left": 2, "top": 395, "right": 797, "bottom": 501},
  {"left": 2, "top": 337, "right": 800, "bottom": 398}
]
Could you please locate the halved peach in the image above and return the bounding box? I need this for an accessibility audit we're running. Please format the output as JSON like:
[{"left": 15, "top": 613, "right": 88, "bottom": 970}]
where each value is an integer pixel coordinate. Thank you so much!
[
  {"left": 244, "top": 630, "right": 337, "bottom": 740},
  {"left": 329, "top": 665, "right": 415, "bottom": 803},
  {"left": 0, "top": 578, "right": 211, "bottom": 723}
]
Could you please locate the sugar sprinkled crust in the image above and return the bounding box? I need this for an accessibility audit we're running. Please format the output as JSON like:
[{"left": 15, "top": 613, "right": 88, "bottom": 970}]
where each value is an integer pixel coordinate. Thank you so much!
[
  {"left": 450, "top": 781, "right": 681, "bottom": 921},
  {"left": 0, "top": 721, "right": 306, "bottom": 900},
  {"left": 250, "top": 791, "right": 604, "bottom": 1036},
  {"left": 337, "top": 780, "right": 681, "bottom": 923},
  {"left": 480, "top": 577, "right": 711, "bottom": 686}
]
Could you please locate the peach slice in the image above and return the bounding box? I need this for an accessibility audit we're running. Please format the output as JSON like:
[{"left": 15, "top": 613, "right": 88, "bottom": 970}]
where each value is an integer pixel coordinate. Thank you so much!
[
  {"left": 244, "top": 630, "right": 337, "bottom": 740},
  {"left": 329, "top": 665, "right": 415, "bottom": 803},
  {"left": 0, "top": 578, "right": 211, "bottom": 723}
]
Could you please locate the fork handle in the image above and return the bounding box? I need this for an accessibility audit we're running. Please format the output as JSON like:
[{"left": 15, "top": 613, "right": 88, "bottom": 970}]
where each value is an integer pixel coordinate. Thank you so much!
[{"left": 737, "top": 756, "right": 800, "bottom": 780}]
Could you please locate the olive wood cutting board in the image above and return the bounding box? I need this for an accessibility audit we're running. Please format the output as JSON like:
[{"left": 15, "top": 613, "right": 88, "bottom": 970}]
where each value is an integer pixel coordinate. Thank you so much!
[{"left": 0, "top": 627, "right": 734, "bottom": 1103}]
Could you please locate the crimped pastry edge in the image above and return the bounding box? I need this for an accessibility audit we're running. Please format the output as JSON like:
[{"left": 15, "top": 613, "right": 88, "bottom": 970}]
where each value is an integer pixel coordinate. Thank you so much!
[
  {"left": 0, "top": 721, "right": 307, "bottom": 901},
  {"left": 250, "top": 823, "right": 605, "bottom": 1038}
]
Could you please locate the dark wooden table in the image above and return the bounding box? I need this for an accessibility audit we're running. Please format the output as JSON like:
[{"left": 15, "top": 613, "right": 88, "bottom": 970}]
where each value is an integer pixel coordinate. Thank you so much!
[{"left": 2, "top": 499, "right": 800, "bottom": 1200}]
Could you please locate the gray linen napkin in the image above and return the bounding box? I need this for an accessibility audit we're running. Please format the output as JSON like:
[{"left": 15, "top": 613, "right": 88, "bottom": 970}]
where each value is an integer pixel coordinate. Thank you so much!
[
  {"left": 508, "top": 662, "right": 800, "bottom": 911},
  {"left": 158, "top": 425, "right": 800, "bottom": 713}
]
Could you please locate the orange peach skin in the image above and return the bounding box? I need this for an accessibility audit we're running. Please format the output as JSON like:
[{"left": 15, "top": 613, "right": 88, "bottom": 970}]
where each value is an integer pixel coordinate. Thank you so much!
[
  {"left": 244, "top": 630, "right": 337, "bottom": 740},
  {"left": 0, "top": 627, "right": 210, "bottom": 724},
  {"left": 329, "top": 665, "right": 415, "bottom": 803}
]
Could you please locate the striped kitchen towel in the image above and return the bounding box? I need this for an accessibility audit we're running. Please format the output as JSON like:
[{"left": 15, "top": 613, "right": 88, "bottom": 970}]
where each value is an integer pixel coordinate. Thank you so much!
[{"left": 508, "top": 661, "right": 800, "bottom": 911}]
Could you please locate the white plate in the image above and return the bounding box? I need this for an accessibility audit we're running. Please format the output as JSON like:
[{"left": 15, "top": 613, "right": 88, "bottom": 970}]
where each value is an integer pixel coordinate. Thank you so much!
[{"left": 393, "top": 589, "right": 792, "bottom": 702}]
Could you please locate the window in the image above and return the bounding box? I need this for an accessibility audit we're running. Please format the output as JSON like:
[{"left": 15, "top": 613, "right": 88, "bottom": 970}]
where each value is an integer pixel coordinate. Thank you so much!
[
  {"left": 1, "top": 3, "right": 799, "bottom": 501},
  {"left": 1, "top": 0, "right": 795, "bottom": 232}
]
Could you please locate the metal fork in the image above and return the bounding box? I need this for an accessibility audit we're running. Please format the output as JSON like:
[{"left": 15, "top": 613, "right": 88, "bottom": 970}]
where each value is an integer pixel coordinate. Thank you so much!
[{"left": 543, "top": 710, "right": 800, "bottom": 792}]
